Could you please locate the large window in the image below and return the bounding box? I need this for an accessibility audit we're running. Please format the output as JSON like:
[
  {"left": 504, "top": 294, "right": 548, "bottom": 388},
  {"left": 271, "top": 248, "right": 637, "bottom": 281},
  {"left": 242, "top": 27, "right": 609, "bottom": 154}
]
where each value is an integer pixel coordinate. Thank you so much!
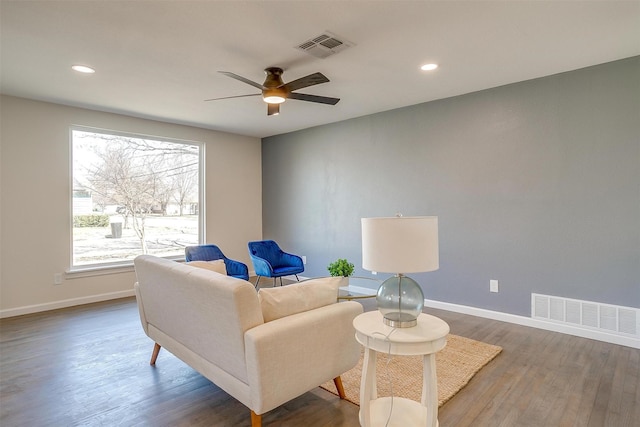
[{"left": 71, "top": 128, "right": 202, "bottom": 268}]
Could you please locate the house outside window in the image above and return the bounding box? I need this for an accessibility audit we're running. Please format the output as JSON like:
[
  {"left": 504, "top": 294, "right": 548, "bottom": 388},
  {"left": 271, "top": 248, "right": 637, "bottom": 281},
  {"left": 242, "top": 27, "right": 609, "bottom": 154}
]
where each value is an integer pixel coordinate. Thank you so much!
[{"left": 71, "top": 127, "right": 203, "bottom": 268}]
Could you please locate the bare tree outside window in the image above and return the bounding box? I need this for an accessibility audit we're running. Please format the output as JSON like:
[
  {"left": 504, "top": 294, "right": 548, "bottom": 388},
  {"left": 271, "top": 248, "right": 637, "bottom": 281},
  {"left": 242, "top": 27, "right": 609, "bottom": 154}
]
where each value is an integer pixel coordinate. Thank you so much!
[{"left": 72, "top": 129, "right": 202, "bottom": 267}]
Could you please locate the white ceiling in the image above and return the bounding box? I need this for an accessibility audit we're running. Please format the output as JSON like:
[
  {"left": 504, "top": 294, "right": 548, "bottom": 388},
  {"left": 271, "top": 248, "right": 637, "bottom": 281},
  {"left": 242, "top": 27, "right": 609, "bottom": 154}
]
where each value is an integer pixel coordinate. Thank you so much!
[{"left": 1, "top": 1, "right": 639, "bottom": 138}]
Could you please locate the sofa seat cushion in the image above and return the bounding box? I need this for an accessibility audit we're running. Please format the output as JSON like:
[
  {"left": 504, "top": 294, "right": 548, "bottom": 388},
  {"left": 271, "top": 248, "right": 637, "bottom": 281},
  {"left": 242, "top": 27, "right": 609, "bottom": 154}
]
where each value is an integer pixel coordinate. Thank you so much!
[
  {"left": 187, "top": 259, "right": 227, "bottom": 275},
  {"left": 258, "top": 277, "right": 342, "bottom": 322}
]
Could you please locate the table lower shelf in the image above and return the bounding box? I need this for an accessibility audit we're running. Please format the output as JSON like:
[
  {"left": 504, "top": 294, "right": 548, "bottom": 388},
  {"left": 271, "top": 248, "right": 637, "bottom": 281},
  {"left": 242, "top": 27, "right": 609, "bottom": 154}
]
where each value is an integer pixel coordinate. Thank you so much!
[{"left": 359, "top": 397, "right": 438, "bottom": 427}]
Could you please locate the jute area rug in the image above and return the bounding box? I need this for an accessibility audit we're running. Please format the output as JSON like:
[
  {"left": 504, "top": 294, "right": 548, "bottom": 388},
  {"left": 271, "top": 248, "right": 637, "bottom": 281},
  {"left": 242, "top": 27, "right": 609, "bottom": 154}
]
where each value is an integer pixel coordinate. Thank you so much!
[{"left": 321, "top": 334, "right": 502, "bottom": 407}]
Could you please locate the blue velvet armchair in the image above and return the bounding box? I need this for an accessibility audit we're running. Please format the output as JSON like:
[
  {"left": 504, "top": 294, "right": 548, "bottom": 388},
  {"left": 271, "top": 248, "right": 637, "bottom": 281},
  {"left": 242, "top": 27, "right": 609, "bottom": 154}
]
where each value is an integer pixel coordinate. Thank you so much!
[
  {"left": 185, "top": 244, "right": 249, "bottom": 281},
  {"left": 247, "top": 240, "right": 304, "bottom": 288}
]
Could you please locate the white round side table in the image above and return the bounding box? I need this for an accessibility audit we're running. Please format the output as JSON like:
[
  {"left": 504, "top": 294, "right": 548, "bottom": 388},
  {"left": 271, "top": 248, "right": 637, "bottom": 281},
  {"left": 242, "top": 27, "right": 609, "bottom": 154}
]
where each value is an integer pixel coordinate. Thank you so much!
[{"left": 353, "top": 311, "right": 450, "bottom": 427}]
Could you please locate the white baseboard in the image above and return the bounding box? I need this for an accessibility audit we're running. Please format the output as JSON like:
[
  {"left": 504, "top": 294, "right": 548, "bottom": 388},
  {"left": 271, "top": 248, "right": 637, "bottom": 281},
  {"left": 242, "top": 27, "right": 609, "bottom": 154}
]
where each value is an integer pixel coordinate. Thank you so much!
[
  {"left": 343, "top": 284, "right": 639, "bottom": 349},
  {"left": 0, "top": 289, "right": 135, "bottom": 319},
  {"left": 423, "top": 298, "right": 640, "bottom": 350},
  {"left": 4, "top": 282, "right": 637, "bottom": 349}
]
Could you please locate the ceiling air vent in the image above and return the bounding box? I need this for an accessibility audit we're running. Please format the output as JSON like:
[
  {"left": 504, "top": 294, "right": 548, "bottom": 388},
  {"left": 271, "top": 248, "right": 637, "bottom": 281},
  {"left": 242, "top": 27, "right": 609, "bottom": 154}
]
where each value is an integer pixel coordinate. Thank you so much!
[{"left": 295, "top": 31, "right": 354, "bottom": 59}]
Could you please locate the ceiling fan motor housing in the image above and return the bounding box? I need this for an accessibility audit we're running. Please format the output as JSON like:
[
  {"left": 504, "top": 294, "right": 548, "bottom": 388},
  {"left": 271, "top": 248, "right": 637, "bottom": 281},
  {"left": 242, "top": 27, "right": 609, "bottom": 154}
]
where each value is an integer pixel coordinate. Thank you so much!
[{"left": 263, "top": 68, "right": 287, "bottom": 103}]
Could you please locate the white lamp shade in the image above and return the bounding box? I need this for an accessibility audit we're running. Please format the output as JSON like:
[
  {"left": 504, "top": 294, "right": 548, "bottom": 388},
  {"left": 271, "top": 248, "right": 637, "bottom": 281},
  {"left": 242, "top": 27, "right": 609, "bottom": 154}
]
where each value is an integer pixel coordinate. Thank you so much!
[{"left": 361, "top": 216, "right": 439, "bottom": 274}]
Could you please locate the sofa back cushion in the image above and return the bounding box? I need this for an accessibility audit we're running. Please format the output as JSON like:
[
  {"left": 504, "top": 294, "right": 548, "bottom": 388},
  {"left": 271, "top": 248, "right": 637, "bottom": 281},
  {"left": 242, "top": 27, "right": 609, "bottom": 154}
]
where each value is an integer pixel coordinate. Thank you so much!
[
  {"left": 187, "top": 259, "right": 227, "bottom": 275},
  {"left": 134, "top": 255, "right": 263, "bottom": 384},
  {"left": 258, "top": 277, "right": 342, "bottom": 322}
]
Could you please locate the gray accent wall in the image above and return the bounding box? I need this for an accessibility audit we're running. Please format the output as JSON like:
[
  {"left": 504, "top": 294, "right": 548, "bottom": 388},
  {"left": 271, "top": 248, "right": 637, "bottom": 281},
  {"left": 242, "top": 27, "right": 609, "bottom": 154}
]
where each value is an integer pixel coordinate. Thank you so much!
[{"left": 262, "top": 57, "right": 640, "bottom": 316}]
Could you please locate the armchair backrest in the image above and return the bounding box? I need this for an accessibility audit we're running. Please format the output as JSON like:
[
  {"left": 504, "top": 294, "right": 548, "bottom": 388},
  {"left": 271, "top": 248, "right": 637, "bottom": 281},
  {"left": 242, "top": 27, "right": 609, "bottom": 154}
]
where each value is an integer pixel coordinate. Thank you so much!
[
  {"left": 185, "top": 244, "right": 225, "bottom": 262},
  {"left": 186, "top": 244, "right": 249, "bottom": 281},
  {"left": 248, "top": 240, "right": 284, "bottom": 266}
]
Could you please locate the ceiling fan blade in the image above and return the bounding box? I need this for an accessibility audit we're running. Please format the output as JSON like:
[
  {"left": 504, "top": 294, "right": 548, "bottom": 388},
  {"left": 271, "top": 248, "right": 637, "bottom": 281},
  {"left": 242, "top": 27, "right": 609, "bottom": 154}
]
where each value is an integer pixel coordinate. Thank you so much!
[
  {"left": 218, "top": 71, "right": 264, "bottom": 90},
  {"left": 288, "top": 92, "right": 340, "bottom": 105},
  {"left": 280, "top": 72, "right": 329, "bottom": 92},
  {"left": 204, "top": 93, "right": 261, "bottom": 101},
  {"left": 267, "top": 103, "right": 280, "bottom": 116}
]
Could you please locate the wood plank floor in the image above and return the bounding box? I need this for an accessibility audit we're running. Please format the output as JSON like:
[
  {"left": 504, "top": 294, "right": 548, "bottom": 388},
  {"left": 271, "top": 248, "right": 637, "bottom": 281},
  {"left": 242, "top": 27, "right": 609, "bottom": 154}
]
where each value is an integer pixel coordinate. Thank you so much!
[{"left": 1, "top": 296, "right": 638, "bottom": 426}]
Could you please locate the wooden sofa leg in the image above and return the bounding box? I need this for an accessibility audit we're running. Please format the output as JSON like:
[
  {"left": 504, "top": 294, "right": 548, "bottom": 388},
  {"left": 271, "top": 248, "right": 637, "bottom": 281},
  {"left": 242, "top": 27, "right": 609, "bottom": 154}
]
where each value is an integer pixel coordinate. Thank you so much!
[
  {"left": 150, "top": 343, "right": 161, "bottom": 365},
  {"left": 334, "top": 376, "right": 346, "bottom": 399},
  {"left": 251, "top": 410, "right": 261, "bottom": 427}
]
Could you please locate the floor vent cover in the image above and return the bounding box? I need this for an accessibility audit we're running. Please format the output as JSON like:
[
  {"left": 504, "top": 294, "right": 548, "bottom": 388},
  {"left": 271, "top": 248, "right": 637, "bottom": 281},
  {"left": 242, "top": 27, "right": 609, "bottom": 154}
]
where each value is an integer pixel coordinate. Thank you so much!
[
  {"left": 532, "top": 293, "right": 639, "bottom": 338},
  {"left": 295, "top": 31, "right": 354, "bottom": 59}
]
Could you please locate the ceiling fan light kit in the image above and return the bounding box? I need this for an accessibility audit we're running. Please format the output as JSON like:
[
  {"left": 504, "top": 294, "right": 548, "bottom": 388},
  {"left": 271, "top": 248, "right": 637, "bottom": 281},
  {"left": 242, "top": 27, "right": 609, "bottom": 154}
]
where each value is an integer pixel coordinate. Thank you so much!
[
  {"left": 262, "top": 88, "right": 286, "bottom": 104},
  {"left": 208, "top": 66, "right": 340, "bottom": 116},
  {"left": 263, "top": 95, "right": 285, "bottom": 104}
]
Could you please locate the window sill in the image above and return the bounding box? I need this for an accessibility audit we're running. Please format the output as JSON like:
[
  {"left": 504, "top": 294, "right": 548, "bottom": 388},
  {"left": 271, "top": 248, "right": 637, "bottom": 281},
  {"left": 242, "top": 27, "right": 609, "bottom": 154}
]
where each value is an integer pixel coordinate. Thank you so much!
[
  {"left": 66, "top": 264, "right": 135, "bottom": 279},
  {"left": 66, "top": 256, "right": 183, "bottom": 279}
]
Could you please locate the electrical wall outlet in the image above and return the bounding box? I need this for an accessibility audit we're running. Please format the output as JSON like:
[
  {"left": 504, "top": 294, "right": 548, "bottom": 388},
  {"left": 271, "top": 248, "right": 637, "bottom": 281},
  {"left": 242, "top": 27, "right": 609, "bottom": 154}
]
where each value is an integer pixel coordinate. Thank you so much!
[
  {"left": 301, "top": 256, "right": 307, "bottom": 265},
  {"left": 490, "top": 279, "right": 499, "bottom": 293},
  {"left": 54, "top": 273, "right": 63, "bottom": 285}
]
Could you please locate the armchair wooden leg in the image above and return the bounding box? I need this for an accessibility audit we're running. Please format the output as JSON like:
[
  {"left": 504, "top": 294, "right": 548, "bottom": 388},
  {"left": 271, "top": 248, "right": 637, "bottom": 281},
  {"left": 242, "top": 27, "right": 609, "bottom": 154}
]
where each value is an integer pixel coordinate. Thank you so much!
[
  {"left": 334, "top": 376, "right": 346, "bottom": 399},
  {"left": 251, "top": 410, "right": 261, "bottom": 427},
  {"left": 150, "top": 343, "right": 161, "bottom": 365}
]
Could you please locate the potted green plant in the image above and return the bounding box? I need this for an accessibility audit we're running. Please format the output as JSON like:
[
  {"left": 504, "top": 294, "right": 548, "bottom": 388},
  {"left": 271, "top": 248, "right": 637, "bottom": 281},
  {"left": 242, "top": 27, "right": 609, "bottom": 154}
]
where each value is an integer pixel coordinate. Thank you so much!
[{"left": 327, "top": 258, "right": 354, "bottom": 287}]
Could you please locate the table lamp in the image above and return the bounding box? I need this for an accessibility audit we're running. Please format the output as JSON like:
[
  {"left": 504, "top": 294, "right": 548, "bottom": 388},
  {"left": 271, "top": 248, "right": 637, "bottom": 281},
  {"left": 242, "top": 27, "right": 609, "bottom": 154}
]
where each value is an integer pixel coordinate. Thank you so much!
[{"left": 361, "top": 215, "right": 439, "bottom": 327}]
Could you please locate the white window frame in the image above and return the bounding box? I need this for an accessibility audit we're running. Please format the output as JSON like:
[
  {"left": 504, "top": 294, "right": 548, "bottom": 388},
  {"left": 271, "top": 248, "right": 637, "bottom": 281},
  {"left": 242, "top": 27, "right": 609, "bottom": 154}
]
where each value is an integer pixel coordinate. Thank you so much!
[{"left": 68, "top": 125, "right": 205, "bottom": 274}]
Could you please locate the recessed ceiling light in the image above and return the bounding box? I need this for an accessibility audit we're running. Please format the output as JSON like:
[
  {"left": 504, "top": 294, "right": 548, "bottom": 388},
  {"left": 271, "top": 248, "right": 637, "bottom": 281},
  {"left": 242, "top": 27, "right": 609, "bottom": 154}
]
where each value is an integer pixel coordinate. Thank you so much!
[
  {"left": 72, "top": 65, "right": 95, "bottom": 74},
  {"left": 420, "top": 63, "right": 438, "bottom": 71}
]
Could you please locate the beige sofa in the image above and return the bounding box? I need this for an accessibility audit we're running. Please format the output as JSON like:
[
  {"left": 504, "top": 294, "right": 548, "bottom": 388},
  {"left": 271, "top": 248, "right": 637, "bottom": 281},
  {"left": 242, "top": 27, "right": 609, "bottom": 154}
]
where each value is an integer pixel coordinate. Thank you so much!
[{"left": 133, "top": 255, "right": 363, "bottom": 427}]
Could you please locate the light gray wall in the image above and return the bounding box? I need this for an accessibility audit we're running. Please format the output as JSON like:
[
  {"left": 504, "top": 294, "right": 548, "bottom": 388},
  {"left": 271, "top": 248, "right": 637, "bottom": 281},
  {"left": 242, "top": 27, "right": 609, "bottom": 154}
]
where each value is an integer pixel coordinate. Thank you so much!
[
  {"left": 0, "top": 96, "right": 262, "bottom": 314},
  {"left": 262, "top": 56, "right": 640, "bottom": 316}
]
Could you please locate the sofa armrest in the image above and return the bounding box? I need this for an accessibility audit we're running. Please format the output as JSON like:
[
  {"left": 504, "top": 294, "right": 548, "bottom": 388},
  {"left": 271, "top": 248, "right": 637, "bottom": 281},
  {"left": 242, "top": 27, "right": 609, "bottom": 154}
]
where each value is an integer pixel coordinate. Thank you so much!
[
  {"left": 244, "top": 301, "right": 363, "bottom": 415},
  {"left": 134, "top": 282, "right": 149, "bottom": 335}
]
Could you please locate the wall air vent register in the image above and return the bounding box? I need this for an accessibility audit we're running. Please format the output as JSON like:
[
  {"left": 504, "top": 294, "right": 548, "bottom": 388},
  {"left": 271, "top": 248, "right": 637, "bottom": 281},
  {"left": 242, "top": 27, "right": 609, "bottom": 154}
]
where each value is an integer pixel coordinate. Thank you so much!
[{"left": 532, "top": 293, "right": 639, "bottom": 339}]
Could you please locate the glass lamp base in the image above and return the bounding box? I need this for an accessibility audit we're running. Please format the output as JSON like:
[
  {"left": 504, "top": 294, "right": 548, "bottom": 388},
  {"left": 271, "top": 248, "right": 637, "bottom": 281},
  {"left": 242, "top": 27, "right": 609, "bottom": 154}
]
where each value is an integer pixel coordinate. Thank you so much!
[
  {"left": 376, "top": 274, "right": 424, "bottom": 328},
  {"left": 382, "top": 311, "right": 418, "bottom": 328}
]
